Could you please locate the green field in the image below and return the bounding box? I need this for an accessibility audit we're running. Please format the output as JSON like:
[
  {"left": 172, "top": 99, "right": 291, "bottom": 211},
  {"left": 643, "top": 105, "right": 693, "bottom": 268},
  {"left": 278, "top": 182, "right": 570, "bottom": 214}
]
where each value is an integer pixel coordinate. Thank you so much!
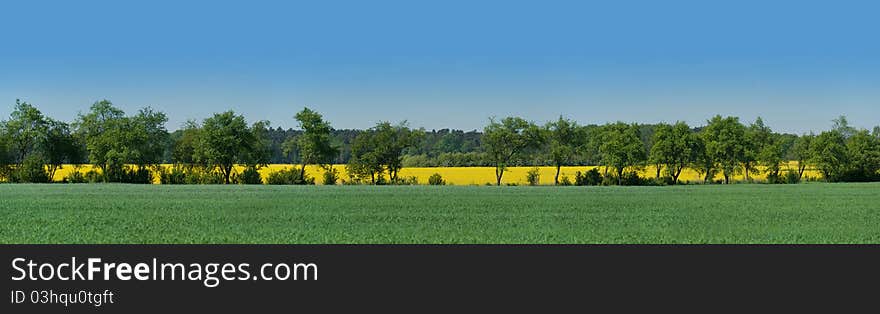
[{"left": 1, "top": 183, "right": 879, "bottom": 244}]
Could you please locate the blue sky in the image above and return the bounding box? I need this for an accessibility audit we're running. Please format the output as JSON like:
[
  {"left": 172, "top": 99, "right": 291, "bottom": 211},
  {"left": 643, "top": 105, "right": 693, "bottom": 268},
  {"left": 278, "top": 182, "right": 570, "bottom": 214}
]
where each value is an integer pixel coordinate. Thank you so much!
[{"left": 1, "top": 0, "right": 878, "bottom": 133}]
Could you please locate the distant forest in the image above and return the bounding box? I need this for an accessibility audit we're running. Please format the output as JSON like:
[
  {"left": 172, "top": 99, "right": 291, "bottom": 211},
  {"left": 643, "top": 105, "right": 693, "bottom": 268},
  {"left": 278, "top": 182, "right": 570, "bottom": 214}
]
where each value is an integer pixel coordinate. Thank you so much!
[{"left": 236, "top": 125, "right": 801, "bottom": 167}]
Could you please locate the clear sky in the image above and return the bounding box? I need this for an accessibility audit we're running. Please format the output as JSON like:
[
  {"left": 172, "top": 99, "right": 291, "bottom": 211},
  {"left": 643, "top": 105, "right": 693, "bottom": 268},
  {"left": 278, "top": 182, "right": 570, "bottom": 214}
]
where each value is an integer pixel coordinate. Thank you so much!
[{"left": 1, "top": 0, "right": 878, "bottom": 134}]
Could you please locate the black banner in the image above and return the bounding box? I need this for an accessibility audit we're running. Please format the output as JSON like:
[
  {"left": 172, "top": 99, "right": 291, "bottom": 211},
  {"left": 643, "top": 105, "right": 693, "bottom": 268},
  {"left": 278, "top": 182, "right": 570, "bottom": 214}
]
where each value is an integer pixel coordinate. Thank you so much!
[{"left": 2, "top": 245, "right": 877, "bottom": 312}]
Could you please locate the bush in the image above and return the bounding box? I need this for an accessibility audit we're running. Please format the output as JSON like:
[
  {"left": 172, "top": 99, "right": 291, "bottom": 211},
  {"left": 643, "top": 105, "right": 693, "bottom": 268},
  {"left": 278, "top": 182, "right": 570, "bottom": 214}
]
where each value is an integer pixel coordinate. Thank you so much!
[
  {"left": 13, "top": 155, "right": 51, "bottom": 183},
  {"left": 267, "top": 168, "right": 314, "bottom": 185},
  {"left": 193, "top": 170, "right": 226, "bottom": 185},
  {"left": 394, "top": 176, "right": 419, "bottom": 185},
  {"left": 575, "top": 169, "right": 603, "bottom": 186},
  {"left": 160, "top": 167, "right": 189, "bottom": 184},
  {"left": 322, "top": 168, "right": 339, "bottom": 185},
  {"left": 525, "top": 167, "right": 540, "bottom": 186},
  {"left": 121, "top": 167, "right": 153, "bottom": 184},
  {"left": 653, "top": 176, "right": 674, "bottom": 186},
  {"left": 64, "top": 169, "right": 88, "bottom": 183},
  {"left": 84, "top": 169, "right": 105, "bottom": 183},
  {"left": 559, "top": 175, "right": 572, "bottom": 186},
  {"left": 784, "top": 170, "right": 801, "bottom": 184},
  {"left": 428, "top": 173, "right": 445, "bottom": 185},
  {"left": 239, "top": 167, "right": 263, "bottom": 184}
]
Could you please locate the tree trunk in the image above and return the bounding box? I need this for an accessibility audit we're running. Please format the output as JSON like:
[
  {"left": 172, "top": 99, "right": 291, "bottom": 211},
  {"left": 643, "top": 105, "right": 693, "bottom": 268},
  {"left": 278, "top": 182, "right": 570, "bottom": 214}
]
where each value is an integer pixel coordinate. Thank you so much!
[
  {"left": 224, "top": 166, "right": 232, "bottom": 184},
  {"left": 495, "top": 166, "right": 503, "bottom": 186},
  {"left": 555, "top": 165, "right": 561, "bottom": 185},
  {"left": 300, "top": 163, "right": 307, "bottom": 182},
  {"left": 673, "top": 166, "right": 683, "bottom": 185},
  {"left": 655, "top": 165, "right": 661, "bottom": 179},
  {"left": 617, "top": 168, "right": 624, "bottom": 186},
  {"left": 744, "top": 163, "right": 750, "bottom": 181}
]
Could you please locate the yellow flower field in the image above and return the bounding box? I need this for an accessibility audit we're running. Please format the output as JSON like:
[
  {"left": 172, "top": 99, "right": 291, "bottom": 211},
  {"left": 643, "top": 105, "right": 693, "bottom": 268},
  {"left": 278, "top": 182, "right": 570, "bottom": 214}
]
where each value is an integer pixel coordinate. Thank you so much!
[{"left": 50, "top": 162, "right": 823, "bottom": 185}]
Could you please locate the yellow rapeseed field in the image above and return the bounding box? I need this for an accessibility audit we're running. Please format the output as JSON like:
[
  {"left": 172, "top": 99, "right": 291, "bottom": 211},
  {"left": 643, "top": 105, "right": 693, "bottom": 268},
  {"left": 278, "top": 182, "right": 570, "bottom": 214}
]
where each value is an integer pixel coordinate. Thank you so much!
[{"left": 51, "top": 162, "right": 823, "bottom": 185}]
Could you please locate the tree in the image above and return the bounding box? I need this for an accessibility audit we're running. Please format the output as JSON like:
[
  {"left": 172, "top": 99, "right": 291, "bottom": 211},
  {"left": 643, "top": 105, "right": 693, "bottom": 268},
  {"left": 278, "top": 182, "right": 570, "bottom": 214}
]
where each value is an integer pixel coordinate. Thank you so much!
[
  {"left": 757, "top": 133, "right": 785, "bottom": 182},
  {"left": 844, "top": 129, "right": 880, "bottom": 181},
  {"left": 348, "top": 131, "right": 384, "bottom": 184},
  {"left": 701, "top": 115, "right": 746, "bottom": 184},
  {"left": 128, "top": 107, "right": 169, "bottom": 170},
  {"left": 650, "top": 121, "right": 699, "bottom": 184},
  {"left": 292, "top": 108, "right": 339, "bottom": 180},
  {"left": 482, "top": 117, "right": 544, "bottom": 186},
  {"left": 194, "top": 111, "right": 261, "bottom": 184},
  {"left": 832, "top": 115, "right": 856, "bottom": 139},
  {"left": 544, "top": 116, "right": 586, "bottom": 185},
  {"left": 598, "top": 122, "right": 646, "bottom": 185},
  {"left": 171, "top": 120, "right": 201, "bottom": 166},
  {"left": 809, "top": 130, "right": 848, "bottom": 181},
  {"left": 4, "top": 99, "right": 49, "bottom": 163},
  {"left": 692, "top": 137, "right": 717, "bottom": 183},
  {"left": 74, "top": 100, "right": 127, "bottom": 180},
  {"left": 347, "top": 121, "right": 421, "bottom": 184},
  {"left": 0, "top": 128, "right": 11, "bottom": 181},
  {"left": 41, "top": 119, "right": 83, "bottom": 180},
  {"left": 744, "top": 117, "right": 772, "bottom": 181},
  {"left": 790, "top": 134, "right": 814, "bottom": 180}
]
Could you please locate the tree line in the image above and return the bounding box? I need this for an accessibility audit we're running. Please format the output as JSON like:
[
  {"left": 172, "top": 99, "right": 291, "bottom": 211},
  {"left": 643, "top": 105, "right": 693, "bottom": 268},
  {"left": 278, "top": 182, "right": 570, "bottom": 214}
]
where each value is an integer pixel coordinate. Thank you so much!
[{"left": 1, "top": 99, "right": 878, "bottom": 185}]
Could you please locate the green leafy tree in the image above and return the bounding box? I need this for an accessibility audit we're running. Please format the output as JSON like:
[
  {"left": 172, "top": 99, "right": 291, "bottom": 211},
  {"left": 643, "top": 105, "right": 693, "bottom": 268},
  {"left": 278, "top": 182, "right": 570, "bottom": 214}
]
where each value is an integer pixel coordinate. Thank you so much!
[
  {"left": 74, "top": 100, "right": 127, "bottom": 180},
  {"left": 482, "top": 117, "right": 544, "bottom": 186},
  {"left": 128, "top": 107, "right": 170, "bottom": 170},
  {"left": 650, "top": 121, "right": 699, "bottom": 184},
  {"left": 41, "top": 119, "right": 83, "bottom": 180},
  {"left": 348, "top": 131, "right": 384, "bottom": 184},
  {"left": 0, "top": 125, "right": 13, "bottom": 181},
  {"left": 348, "top": 121, "right": 422, "bottom": 184},
  {"left": 292, "top": 108, "right": 339, "bottom": 180},
  {"left": 790, "top": 134, "right": 814, "bottom": 180},
  {"left": 246, "top": 120, "right": 273, "bottom": 168},
  {"left": 194, "top": 111, "right": 261, "bottom": 184},
  {"left": 544, "top": 116, "right": 586, "bottom": 185},
  {"left": 809, "top": 130, "right": 848, "bottom": 181},
  {"left": 376, "top": 122, "right": 422, "bottom": 182},
  {"left": 844, "top": 129, "right": 880, "bottom": 181},
  {"left": 5, "top": 99, "right": 49, "bottom": 163},
  {"left": 692, "top": 137, "right": 717, "bottom": 183},
  {"left": 171, "top": 120, "right": 201, "bottom": 166},
  {"left": 744, "top": 117, "right": 773, "bottom": 181},
  {"left": 832, "top": 115, "right": 856, "bottom": 139},
  {"left": 701, "top": 115, "right": 746, "bottom": 184},
  {"left": 757, "top": 133, "right": 785, "bottom": 182},
  {"left": 598, "top": 122, "right": 646, "bottom": 185}
]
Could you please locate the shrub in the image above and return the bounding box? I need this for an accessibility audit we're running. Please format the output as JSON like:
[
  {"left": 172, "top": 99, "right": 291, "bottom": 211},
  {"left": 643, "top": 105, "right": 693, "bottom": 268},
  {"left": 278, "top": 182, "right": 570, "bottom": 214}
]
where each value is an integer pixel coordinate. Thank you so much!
[
  {"left": 784, "top": 170, "right": 801, "bottom": 184},
  {"left": 267, "top": 168, "right": 314, "bottom": 185},
  {"left": 428, "top": 173, "right": 445, "bottom": 185},
  {"left": 160, "top": 167, "right": 189, "bottom": 184},
  {"left": 525, "top": 167, "right": 540, "bottom": 186},
  {"left": 559, "top": 175, "right": 572, "bottom": 186},
  {"left": 394, "top": 176, "right": 419, "bottom": 185},
  {"left": 13, "top": 155, "right": 51, "bottom": 183},
  {"left": 64, "top": 168, "right": 88, "bottom": 183},
  {"left": 84, "top": 169, "right": 105, "bottom": 183},
  {"left": 121, "top": 167, "right": 153, "bottom": 184},
  {"left": 653, "top": 176, "right": 674, "bottom": 186},
  {"left": 575, "top": 169, "right": 602, "bottom": 186},
  {"left": 322, "top": 168, "right": 339, "bottom": 185},
  {"left": 198, "top": 171, "right": 226, "bottom": 184},
  {"left": 239, "top": 167, "right": 263, "bottom": 184}
]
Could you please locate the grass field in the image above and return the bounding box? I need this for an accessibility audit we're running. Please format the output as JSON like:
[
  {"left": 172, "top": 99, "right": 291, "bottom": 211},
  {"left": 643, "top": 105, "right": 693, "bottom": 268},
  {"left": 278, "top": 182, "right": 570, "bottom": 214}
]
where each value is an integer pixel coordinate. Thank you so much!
[{"left": 1, "top": 183, "right": 879, "bottom": 244}]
